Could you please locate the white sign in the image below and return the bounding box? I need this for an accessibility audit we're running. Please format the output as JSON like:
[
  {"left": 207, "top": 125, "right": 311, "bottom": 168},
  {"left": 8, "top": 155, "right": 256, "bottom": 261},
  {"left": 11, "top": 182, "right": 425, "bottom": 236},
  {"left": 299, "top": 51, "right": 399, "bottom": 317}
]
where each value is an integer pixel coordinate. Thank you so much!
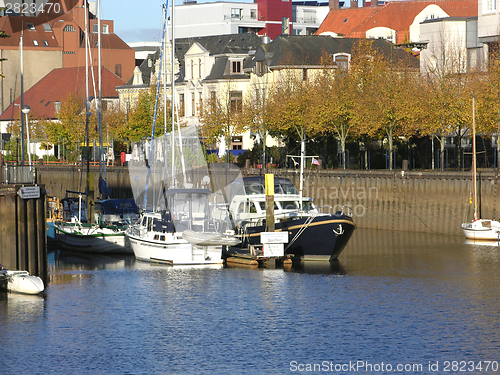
[
  {"left": 261, "top": 231, "right": 289, "bottom": 244},
  {"left": 263, "top": 243, "right": 284, "bottom": 257},
  {"left": 17, "top": 186, "right": 40, "bottom": 199}
]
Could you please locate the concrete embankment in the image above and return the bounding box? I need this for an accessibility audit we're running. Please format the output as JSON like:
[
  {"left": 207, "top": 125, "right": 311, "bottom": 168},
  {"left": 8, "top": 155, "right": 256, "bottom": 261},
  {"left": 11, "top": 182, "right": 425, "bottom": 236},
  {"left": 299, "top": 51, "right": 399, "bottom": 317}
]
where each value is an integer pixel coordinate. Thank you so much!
[{"left": 36, "top": 165, "right": 498, "bottom": 236}]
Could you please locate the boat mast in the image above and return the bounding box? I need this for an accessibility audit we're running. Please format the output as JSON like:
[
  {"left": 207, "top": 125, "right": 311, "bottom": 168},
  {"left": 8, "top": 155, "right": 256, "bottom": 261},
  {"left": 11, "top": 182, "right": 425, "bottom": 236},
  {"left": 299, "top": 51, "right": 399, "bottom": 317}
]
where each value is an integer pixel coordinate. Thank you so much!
[
  {"left": 97, "top": 0, "right": 105, "bottom": 184},
  {"left": 299, "top": 129, "right": 305, "bottom": 211},
  {"left": 170, "top": 0, "right": 175, "bottom": 187},
  {"left": 472, "top": 94, "right": 479, "bottom": 220},
  {"left": 85, "top": 0, "right": 90, "bottom": 182},
  {"left": 20, "top": 31, "right": 25, "bottom": 165}
]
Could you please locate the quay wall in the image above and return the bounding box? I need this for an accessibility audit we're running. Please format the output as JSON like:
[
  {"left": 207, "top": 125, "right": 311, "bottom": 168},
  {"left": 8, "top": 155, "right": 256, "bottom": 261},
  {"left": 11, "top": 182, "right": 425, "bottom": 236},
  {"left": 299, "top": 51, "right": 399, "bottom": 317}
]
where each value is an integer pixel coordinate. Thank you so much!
[{"left": 36, "top": 165, "right": 497, "bottom": 236}]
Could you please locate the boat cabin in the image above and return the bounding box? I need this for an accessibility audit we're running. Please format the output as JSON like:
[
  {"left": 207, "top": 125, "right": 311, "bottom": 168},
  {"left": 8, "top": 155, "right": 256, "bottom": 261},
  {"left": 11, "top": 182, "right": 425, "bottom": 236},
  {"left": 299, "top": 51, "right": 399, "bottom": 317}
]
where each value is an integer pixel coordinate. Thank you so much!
[{"left": 228, "top": 177, "right": 318, "bottom": 223}]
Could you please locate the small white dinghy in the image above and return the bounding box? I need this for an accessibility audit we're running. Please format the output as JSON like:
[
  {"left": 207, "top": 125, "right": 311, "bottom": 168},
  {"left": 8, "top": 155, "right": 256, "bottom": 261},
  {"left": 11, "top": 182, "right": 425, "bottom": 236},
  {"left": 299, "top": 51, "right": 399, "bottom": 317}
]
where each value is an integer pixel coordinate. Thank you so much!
[{"left": 0, "top": 264, "right": 44, "bottom": 295}]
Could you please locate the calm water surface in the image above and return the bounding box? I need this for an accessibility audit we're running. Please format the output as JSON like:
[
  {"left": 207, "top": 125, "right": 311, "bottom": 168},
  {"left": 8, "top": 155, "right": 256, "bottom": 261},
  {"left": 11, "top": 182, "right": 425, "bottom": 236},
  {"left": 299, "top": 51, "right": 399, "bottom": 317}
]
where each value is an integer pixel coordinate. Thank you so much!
[{"left": 1, "top": 229, "right": 500, "bottom": 374}]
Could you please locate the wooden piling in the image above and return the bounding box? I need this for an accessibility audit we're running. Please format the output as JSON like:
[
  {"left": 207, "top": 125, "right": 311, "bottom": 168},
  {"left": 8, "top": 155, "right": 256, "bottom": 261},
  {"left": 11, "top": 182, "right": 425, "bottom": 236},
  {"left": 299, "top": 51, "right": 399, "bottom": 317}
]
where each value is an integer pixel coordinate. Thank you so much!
[{"left": 0, "top": 184, "right": 47, "bottom": 284}]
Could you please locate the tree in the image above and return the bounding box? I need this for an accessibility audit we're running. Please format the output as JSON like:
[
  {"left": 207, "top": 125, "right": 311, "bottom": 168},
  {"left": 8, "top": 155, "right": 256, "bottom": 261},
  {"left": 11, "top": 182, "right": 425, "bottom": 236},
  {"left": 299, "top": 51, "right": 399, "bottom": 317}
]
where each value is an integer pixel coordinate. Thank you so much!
[
  {"left": 312, "top": 53, "right": 359, "bottom": 169},
  {"left": 123, "top": 86, "right": 168, "bottom": 142},
  {"left": 200, "top": 80, "right": 246, "bottom": 161},
  {"left": 357, "top": 40, "right": 421, "bottom": 170},
  {"left": 45, "top": 92, "right": 87, "bottom": 160}
]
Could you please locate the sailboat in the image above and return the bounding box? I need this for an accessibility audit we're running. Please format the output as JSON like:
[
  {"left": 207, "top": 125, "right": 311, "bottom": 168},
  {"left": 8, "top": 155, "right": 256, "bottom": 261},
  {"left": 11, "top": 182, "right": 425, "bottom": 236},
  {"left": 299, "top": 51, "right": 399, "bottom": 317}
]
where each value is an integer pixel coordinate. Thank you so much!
[
  {"left": 461, "top": 94, "right": 500, "bottom": 241},
  {"left": 55, "top": 0, "right": 132, "bottom": 253},
  {"left": 125, "top": 2, "right": 239, "bottom": 265}
]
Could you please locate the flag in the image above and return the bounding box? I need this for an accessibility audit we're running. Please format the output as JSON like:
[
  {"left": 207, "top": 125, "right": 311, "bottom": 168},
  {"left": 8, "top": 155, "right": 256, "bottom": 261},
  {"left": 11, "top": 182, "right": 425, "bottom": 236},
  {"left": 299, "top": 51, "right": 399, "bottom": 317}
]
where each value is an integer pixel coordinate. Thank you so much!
[{"left": 312, "top": 157, "right": 320, "bottom": 166}]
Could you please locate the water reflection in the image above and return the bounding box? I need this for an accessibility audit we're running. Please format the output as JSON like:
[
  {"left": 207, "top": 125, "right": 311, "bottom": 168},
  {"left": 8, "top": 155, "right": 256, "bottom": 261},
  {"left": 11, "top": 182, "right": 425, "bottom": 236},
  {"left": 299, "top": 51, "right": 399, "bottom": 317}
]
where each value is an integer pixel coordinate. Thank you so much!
[{"left": 3, "top": 231, "right": 499, "bottom": 374}]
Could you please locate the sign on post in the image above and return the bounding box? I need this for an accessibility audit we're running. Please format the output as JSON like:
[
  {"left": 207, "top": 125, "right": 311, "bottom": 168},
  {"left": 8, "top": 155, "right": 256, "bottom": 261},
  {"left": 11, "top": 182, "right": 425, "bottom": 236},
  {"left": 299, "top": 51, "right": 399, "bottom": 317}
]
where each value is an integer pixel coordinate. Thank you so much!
[
  {"left": 17, "top": 186, "right": 40, "bottom": 199},
  {"left": 261, "top": 231, "right": 288, "bottom": 257}
]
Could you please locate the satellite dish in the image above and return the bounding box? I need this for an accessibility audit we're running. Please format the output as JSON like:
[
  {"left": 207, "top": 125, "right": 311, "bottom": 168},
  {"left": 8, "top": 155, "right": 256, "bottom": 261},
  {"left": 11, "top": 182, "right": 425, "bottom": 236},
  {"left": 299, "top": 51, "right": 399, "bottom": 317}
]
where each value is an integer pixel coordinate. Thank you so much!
[{"left": 202, "top": 175, "right": 211, "bottom": 185}]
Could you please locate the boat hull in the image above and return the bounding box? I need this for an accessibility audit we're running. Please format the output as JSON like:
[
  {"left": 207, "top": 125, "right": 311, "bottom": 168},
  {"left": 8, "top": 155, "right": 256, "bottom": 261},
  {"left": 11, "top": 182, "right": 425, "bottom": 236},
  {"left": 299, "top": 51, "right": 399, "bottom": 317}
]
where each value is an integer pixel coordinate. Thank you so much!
[
  {"left": 229, "top": 215, "right": 356, "bottom": 261},
  {"left": 462, "top": 220, "right": 500, "bottom": 241},
  {"left": 127, "top": 230, "right": 224, "bottom": 265},
  {"left": 0, "top": 271, "right": 44, "bottom": 295},
  {"left": 55, "top": 223, "right": 131, "bottom": 254}
]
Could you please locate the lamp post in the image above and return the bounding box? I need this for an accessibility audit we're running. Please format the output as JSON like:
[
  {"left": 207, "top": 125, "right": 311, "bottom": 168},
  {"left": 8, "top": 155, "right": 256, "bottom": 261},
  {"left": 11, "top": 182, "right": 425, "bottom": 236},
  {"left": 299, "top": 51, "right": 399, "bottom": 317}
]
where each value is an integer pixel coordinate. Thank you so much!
[{"left": 21, "top": 105, "right": 31, "bottom": 171}]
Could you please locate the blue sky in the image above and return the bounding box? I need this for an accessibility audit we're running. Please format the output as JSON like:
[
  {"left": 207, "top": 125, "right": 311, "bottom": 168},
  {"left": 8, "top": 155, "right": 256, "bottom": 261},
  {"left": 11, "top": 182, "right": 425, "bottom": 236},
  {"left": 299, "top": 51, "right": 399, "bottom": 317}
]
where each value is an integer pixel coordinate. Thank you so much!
[{"left": 102, "top": 0, "right": 166, "bottom": 43}]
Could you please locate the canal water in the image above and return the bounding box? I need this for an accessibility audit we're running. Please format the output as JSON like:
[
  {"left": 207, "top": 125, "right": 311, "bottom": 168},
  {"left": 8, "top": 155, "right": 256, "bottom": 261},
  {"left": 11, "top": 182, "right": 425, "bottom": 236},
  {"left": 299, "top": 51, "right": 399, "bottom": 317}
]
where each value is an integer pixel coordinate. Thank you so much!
[{"left": 1, "top": 228, "right": 500, "bottom": 374}]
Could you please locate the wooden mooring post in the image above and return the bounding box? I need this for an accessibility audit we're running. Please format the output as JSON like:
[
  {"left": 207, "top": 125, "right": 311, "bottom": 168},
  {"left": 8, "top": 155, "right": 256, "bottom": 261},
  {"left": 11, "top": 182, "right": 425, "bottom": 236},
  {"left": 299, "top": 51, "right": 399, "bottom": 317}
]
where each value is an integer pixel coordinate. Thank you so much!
[{"left": 0, "top": 184, "right": 47, "bottom": 284}]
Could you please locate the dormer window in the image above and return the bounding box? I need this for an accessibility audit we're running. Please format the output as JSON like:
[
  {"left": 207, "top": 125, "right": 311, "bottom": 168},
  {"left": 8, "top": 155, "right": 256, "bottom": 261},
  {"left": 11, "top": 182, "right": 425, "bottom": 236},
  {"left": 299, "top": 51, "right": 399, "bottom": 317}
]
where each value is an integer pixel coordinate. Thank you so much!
[
  {"left": 27, "top": 23, "right": 35, "bottom": 31},
  {"left": 232, "top": 60, "right": 242, "bottom": 74},
  {"left": 103, "top": 24, "right": 109, "bottom": 34},
  {"left": 333, "top": 53, "right": 350, "bottom": 71}
]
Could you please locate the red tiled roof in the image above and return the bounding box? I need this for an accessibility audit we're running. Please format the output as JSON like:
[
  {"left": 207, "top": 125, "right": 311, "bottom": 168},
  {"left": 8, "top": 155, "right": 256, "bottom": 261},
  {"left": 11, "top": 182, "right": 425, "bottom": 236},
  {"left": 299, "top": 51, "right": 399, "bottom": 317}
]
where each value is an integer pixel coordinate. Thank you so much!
[
  {"left": 0, "top": 66, "right": 125, "bottom": 120},
  {"left": 0, "top": 16, "right": 61, "bottom": 49},
  {"left": 317, "top": 0, "right": 478, "bottom": 43}
]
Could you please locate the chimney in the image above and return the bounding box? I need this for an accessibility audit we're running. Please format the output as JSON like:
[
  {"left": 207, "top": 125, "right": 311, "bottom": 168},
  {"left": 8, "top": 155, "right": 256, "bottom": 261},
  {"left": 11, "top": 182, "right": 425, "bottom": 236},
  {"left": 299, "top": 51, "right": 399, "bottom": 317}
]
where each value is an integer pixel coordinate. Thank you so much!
[
  {"left": 351, "top": 0, "right": 358, "bottom": 8},
  {"left": 329, "top": 0, "right": 340, "bottom": 10}
]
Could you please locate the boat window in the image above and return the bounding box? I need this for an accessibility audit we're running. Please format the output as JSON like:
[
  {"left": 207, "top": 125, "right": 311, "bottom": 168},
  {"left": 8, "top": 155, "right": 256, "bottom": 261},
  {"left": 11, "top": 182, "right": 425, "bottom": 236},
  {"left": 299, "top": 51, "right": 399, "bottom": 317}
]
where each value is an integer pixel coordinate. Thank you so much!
[
  {"left": 302, "top": 200, "right": 314, "bottom": 211},
  {"left": 237, "top": 202, "right": 245, "bottom": 214},
  {"left": 258, "top": 201, "right": 279, "bottom": 210},
  {"left": 281, "top": 201, "right": 299, "bottom": 210},
  {"left": 154, "top": 235, "right": 159, "bottom": 240},
  {"left": 244, "top": 182, "right": 265, "bottom": 195},
  {"left": 250, "top": 202, "right": 258, "bottom": 213},
  {"left": 160, "top": 236, "right": 165, "bottom": 241}
]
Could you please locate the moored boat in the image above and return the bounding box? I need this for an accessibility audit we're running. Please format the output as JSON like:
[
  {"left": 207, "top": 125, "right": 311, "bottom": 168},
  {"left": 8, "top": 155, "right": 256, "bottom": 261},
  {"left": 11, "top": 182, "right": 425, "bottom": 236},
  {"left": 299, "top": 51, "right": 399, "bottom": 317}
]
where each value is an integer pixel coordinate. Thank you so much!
[
  {"left": 0, "top": 265, "right": 44, "bottom": 295},
  {"left": 225, "top": 176, "right": 356, "bottom": 261}
]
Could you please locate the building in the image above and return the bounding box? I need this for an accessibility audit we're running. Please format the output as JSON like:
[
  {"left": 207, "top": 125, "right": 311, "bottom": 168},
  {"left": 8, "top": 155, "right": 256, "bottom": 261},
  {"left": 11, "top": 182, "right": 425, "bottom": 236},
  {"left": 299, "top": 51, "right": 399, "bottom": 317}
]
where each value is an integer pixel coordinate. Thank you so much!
[
  {"left": 0, "top": 66, "right": 125, "bottom": 159},
  {"left": 0, "top": 0, "right": 135, "bottom": 114},
  {"left": 172, "top": 0, "right": 333, "bottom": 40},
  {"left": 317, "top": 0, "right": 477, "bottom": 44}
]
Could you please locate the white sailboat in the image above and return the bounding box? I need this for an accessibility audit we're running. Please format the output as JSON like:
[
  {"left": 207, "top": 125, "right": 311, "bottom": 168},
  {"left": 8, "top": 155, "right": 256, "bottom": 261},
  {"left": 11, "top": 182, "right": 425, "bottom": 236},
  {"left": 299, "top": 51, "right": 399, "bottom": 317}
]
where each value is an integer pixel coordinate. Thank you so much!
[
  {"left": 461, "top": 94, "right": 500, "bottom": 241},
  {"left": 126, "top": 3, "right": 239, "bottom": 265},
  {"left": 55, "top": 0, "right": 131, "bottom": 253}
]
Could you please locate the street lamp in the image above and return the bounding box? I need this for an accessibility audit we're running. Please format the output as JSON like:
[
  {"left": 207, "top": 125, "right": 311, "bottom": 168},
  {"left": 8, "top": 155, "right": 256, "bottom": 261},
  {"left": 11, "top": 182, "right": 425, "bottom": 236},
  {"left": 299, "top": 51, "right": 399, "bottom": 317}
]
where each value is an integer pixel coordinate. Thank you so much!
[{"left": 21, "top": 105, "right": 31, "bottom": 170}]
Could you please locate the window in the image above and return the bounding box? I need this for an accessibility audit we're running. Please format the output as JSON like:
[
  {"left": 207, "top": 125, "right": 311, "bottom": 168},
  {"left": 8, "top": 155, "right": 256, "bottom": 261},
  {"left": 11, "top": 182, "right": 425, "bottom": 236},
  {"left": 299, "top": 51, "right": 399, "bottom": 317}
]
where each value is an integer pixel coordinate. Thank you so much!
[
  {"left": 199, "top": 92, "right": 203, "bottom": 114},
  {"left": 103, "top": 24, "right": 109, "bottom": 34},
  {"left": 230, "top": 91, "right": 242, "bottom": 113},
  {"left": 54, "top": 101, "right": 61, "bottom": 113},
  {"left": 210, "top": 90, "right": 216, "bottom": 109},
  {"left": 485, "top": 0, "right": 497, "bottom": 12},
  {"left": 334, "top": 54, "right": 349, "bottom": 71},
  {"left": 115, "top": 64, "right": 122, "bottom": 78},
  {"left": 43, "top": 40, "right": 49, "bottom": 47},
  {"left": 64, "top": 25, "right": 75, "bottom": 32},
  {"left": 190, "top": 60, "right": 194, "bottom": 79},
  {"left": 251, "top": 9, "right": 257, "bottom": 19},
  {"left": 282, "top": 17, "right": 290, "bottom": 35},
  {"left": 179, "top": 94, "right": 185, "bottom": 117},
  {"left": 231, "top": 8, "right": 242, "bottom": 19},
  {"left": 232, "top": 60, "right": 242, "bottom": 74},
  {"left": 256, "top": 60, "right": 265, "bottom": 76},
  {"left": 198, "top": 59, "right": 202, "bottom": 78},
  {"left": 42, "top": 23, "right": 52, "bottom": 32},
  {"left": 33, "top": 40, "right": 39, "bottom": 46},
  {"left": 92, "top": 24, "right": 98, "bottom": 33},
  {"left": 191, "top": 92, "right": 196, "bottom": 116},
  {"left": 302, "top": 68, "right": 307, "bottom": 81},
  {"left": 27, "top": 23, "right": 35, "bottom": 30}
]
